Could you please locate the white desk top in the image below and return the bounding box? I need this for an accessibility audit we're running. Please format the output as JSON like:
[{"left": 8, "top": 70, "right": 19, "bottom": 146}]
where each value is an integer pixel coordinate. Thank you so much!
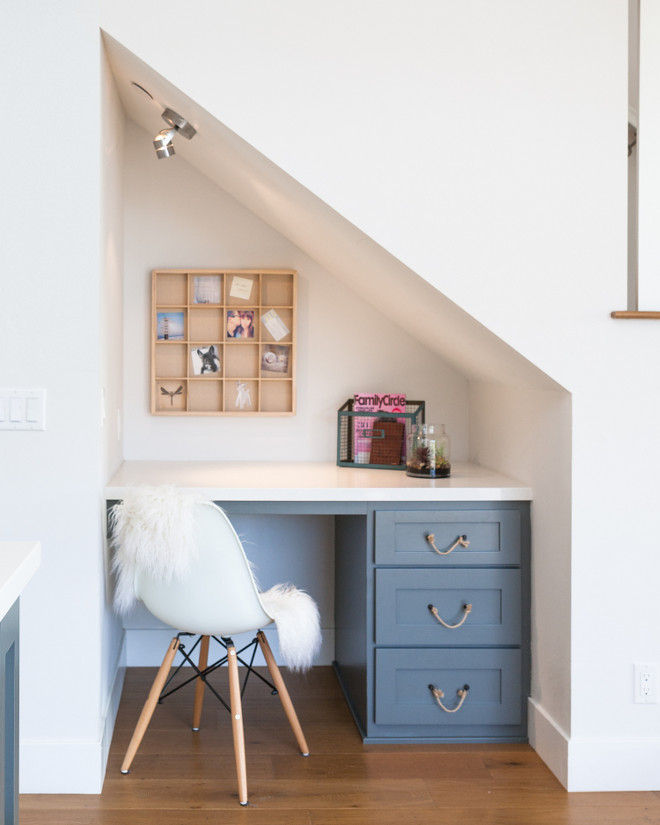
[
  {"left": 106, "top": 461, "right": 532, "bottom": 502},
  {"left": 0, "top": 541, "right": 41, "bottom": 621}
]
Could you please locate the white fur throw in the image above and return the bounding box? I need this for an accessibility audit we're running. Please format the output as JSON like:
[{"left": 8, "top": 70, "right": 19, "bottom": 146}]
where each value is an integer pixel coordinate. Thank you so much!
[
  {"left": 109, "top": 486, "right": 208, "bottom": 615},
  {"left": 109, "top": 486, "right": 321, "bottom": 671},
  {"left": 260, "top": 584, "right": 321, "bottom": 672}
]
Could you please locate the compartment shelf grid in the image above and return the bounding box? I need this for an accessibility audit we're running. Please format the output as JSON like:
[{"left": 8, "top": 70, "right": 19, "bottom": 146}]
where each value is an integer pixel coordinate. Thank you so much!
[{"left": 152, "top": 269, "right": 296, "bottom": 415}]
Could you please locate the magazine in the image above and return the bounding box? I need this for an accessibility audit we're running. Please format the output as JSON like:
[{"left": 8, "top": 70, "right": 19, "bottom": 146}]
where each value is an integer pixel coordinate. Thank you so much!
[{"left": 352, "top": 393, "right": 406, "bottom": 465}]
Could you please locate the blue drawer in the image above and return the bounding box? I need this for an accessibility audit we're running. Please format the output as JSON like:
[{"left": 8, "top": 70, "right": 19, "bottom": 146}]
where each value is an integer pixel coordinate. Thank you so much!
[
  {"left": 374, "top": 509, "right": 521, "bottom": 566},
  {"left": 375, "top": 568, "right": 521, "bottom": 646},
  {"left": 375, "top": 648, "right": 522, "bottom": 727}
]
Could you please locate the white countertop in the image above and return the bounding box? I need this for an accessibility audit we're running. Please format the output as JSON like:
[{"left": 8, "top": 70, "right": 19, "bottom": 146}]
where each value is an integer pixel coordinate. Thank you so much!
[
  {"left": 0, "top": 541, "right": 41, "bottom": 621},
  {"left": 106, "top": 461, "right": 532, "bottom": 502}
]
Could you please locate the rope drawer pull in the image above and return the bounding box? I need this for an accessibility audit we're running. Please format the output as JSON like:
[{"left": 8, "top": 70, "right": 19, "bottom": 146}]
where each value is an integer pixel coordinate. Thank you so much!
[
  {"left": 428, "top": 602, "right": 472, "bottom": 629},
  {"left": 428, "top": 683, "right": 470, "bottom": 713},
  {"left": 426, "top": 533, "right": 470, "bottom": 555}
]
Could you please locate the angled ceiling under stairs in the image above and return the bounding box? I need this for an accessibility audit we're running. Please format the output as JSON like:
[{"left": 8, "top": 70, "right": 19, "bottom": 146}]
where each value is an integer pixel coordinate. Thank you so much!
[{"left": 103, "top": 32, "right": 562, "bottom": 392}]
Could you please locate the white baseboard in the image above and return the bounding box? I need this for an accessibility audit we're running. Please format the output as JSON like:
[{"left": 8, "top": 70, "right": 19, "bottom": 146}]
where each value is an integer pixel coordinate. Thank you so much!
[
  {"left": 566, "top": 736, "right": 660, "bottom": 792},
  {"left": 101, "top": 660, "right": 126, "bottom": 778},
  {"left": 20, "top": 740, "right": 105, "bottom": 794},
  {"left": 529, "top": 696, "right": 660, "bottom": 791},
  {"left": 528, "top": 696, "right": 569, "bottom": 789},
  {"left": 20, "top": 648, "right": 127, "bottom": 793}
]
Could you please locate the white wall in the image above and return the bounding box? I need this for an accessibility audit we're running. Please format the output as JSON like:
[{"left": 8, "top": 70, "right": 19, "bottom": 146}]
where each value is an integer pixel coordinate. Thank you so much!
[
  {"left": 100, "top": 40, "right": 128, "bottom": 778},
  {"left": 1, "top": 3, "right": 117, "bottom": 793},
  {"left": 638, "top": 0, "right": 660, "bottom": 308},
  {"left": 470, "top": 382, "right": 573, "bottom": 787},
  {"left": 122, "top": 120, "right": 470, "bottom": 462},
  {"left": 102, "top": 43, "right": 126, "bottom": 480}
]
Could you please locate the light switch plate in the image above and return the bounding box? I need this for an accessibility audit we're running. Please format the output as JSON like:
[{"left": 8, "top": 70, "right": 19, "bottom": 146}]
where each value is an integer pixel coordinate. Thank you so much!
[{"left": 0, "top": 389, "right": 46, "bottom": 430}]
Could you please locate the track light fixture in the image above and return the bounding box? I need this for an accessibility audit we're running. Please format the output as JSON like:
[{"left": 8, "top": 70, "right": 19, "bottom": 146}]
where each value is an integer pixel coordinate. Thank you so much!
[
  {"left": 153, "top": 108, "right": 196, "bottom": 159},
  {"left": 153, "top": 128, "right": 176, "bottom": 159}
]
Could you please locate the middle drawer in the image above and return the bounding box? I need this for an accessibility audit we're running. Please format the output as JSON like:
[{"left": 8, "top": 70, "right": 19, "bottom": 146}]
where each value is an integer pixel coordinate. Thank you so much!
[{"left": 375, "top": 568, "right": 521, "bottom": 646}]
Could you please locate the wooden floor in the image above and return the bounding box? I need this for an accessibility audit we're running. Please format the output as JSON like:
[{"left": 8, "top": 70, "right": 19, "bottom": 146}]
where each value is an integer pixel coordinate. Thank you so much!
[{"left": 20, "top": 665, "right": 660, "bottom": 825}]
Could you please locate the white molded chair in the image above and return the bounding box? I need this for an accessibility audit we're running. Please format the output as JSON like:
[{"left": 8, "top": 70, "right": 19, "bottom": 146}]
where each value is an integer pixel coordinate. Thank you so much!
[{"left": 110, "top": 489, "right": 320, "bottom": 806}]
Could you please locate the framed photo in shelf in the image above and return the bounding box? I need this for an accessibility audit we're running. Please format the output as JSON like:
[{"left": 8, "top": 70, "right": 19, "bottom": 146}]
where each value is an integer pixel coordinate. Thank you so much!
[
  {"left": 261, "top": 345, "right": 290, "bottom": 374},
  {"left": 157, "top": 312, "right": 184, "bottom": 340},
  {"left": 190, "top": 345, "right": 221, "bottom": 375},
  {"left": 193, "top": 275, "right": 222, "bottom": 304},
  {"left": 226, "top": 310, "right": 255, "bottom": 339}
]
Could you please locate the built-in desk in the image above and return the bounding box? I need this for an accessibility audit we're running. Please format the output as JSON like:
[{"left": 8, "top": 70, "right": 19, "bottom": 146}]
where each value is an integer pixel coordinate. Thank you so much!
[
  {"left": 0, "top": 541, "right": 40, "bottom": 825},
  {"left": 106, "top": 460, "right": 532, "bottom": 504},
  {"left": 106, "top": 461, "right": 531, "bottom": 744}
]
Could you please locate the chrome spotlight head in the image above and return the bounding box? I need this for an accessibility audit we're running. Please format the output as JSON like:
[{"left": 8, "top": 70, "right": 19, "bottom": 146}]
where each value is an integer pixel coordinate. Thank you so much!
[{"left": 153, "top": 129, "right": 176, "bottom": 159}]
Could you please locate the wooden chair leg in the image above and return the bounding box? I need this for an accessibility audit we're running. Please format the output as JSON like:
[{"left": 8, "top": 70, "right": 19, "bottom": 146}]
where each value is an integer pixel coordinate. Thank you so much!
[
  {"left": 226, "top": 642, "right": 249, "bottom": 806},
  {"left": 257, "top": 630, "right": 310, "bottom": 756},
  {"left": 120, "top": 636, "right": 180, "bottom": 774},
  {"left": 192, "top": 634, "right": 210, "bottom": 731}
]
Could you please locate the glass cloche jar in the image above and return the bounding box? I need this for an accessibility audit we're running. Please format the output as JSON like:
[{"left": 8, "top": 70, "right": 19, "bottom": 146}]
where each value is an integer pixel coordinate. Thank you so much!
[{"left": 405, "top": 423, "right": 451, "bottom": 478}]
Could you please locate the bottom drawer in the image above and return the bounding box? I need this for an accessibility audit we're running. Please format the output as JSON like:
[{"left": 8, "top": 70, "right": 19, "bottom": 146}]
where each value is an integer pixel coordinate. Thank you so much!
[{"left": 375, "top": 648, "right": 521, "bottom": 727}]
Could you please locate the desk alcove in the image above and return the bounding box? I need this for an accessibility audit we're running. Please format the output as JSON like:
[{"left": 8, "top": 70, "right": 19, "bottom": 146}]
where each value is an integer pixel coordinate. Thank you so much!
[{"left": 107, "top": 461, "right": 532, "bottom": 744}]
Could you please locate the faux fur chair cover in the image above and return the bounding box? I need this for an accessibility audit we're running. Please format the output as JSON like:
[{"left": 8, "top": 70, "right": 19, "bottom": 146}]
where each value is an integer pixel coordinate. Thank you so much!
[{"left": 109, "top": 486, "right": 321, "bottom": 671}]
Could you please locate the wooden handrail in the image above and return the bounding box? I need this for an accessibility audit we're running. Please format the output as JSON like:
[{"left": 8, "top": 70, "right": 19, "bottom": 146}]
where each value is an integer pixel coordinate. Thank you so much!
[{"left": 611, "top": 311, "right": 660, "bottom": 319}]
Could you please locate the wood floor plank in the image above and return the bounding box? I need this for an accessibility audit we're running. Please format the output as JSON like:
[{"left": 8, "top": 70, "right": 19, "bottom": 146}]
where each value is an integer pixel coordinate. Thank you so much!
[
  {"left": 309, "top": 807, "right": 660, "bottom": 825},
  {"left": 25, "top": 778, "right": 433, "bottom": 811},
  {"left": 270, "top": 751, "right": 494, "bottom": 781},
  {"left": 19, "top": 667, "right": 660, "bottom": 825},
  {"left": 20, "top": 808, "right": 312, "bottom": 825},
  {"left": 105, "top": 752, "right": 275, "bottom": 781},
  {"left": 424, "top": 778, "right": 660, "bottom": 810}
]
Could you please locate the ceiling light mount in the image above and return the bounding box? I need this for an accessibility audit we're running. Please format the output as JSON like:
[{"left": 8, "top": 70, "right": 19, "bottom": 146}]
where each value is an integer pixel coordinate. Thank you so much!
[
  {"left": 161, "top": 108, "right": 197, "bottom": 140},
  {"left": 153, "top": 108, "right": 197, "bottom": 159}
]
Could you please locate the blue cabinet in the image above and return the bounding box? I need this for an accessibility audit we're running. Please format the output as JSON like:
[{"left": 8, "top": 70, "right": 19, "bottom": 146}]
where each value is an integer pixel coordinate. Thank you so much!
[
  {"left": 335, "top": 501, "right": 530, "bottom": 744},
  {"left": 0, "top": 600, "right": 18, "bottom": 825},
  {"left": 375, "top": 648, "right": 523, "bottom": 728},
  {"left": 375, "top": 567, "right": 522, "bottom": 646},
  {"left": 374, "top": 508, "right": 522, "bottom": 566}
]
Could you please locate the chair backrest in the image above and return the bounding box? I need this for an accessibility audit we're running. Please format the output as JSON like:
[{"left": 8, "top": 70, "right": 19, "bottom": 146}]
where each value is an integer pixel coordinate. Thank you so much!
[{"left": 135, "top": 501, "right": 273, "bottom": 637}]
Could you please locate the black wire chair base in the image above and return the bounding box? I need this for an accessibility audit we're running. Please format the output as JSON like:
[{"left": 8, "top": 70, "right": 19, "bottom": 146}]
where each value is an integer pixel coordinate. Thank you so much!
[{"left": 158, "top": 632, "right": 278, "bottom": 714}]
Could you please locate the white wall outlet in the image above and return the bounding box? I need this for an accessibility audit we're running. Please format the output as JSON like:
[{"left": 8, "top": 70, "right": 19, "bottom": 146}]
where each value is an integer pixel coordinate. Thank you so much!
[{"left": 634, "top": 663, "right": 659, "bottom": 703}]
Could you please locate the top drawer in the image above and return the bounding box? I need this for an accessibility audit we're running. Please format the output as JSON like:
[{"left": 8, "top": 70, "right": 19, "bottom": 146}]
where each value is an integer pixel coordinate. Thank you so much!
[{"left": 374, "top": 509, "right": 521, "bottom": 566}]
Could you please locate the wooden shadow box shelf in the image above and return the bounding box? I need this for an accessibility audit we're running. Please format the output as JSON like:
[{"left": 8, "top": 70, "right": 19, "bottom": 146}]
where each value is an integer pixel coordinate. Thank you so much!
[{"left": 152, "top": 269, "right": 296, "bottom": 415}]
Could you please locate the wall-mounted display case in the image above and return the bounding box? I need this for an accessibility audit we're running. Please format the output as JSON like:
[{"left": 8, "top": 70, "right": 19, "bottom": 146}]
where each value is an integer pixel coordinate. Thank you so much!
[{"left": 152, "top": 269, "right": 296, "bottom": 415}]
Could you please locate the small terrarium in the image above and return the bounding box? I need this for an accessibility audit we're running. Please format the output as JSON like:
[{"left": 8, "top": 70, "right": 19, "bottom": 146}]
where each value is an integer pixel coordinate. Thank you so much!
[{"left": 405, "top": 423, "right": 451, "bottom": 478}]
